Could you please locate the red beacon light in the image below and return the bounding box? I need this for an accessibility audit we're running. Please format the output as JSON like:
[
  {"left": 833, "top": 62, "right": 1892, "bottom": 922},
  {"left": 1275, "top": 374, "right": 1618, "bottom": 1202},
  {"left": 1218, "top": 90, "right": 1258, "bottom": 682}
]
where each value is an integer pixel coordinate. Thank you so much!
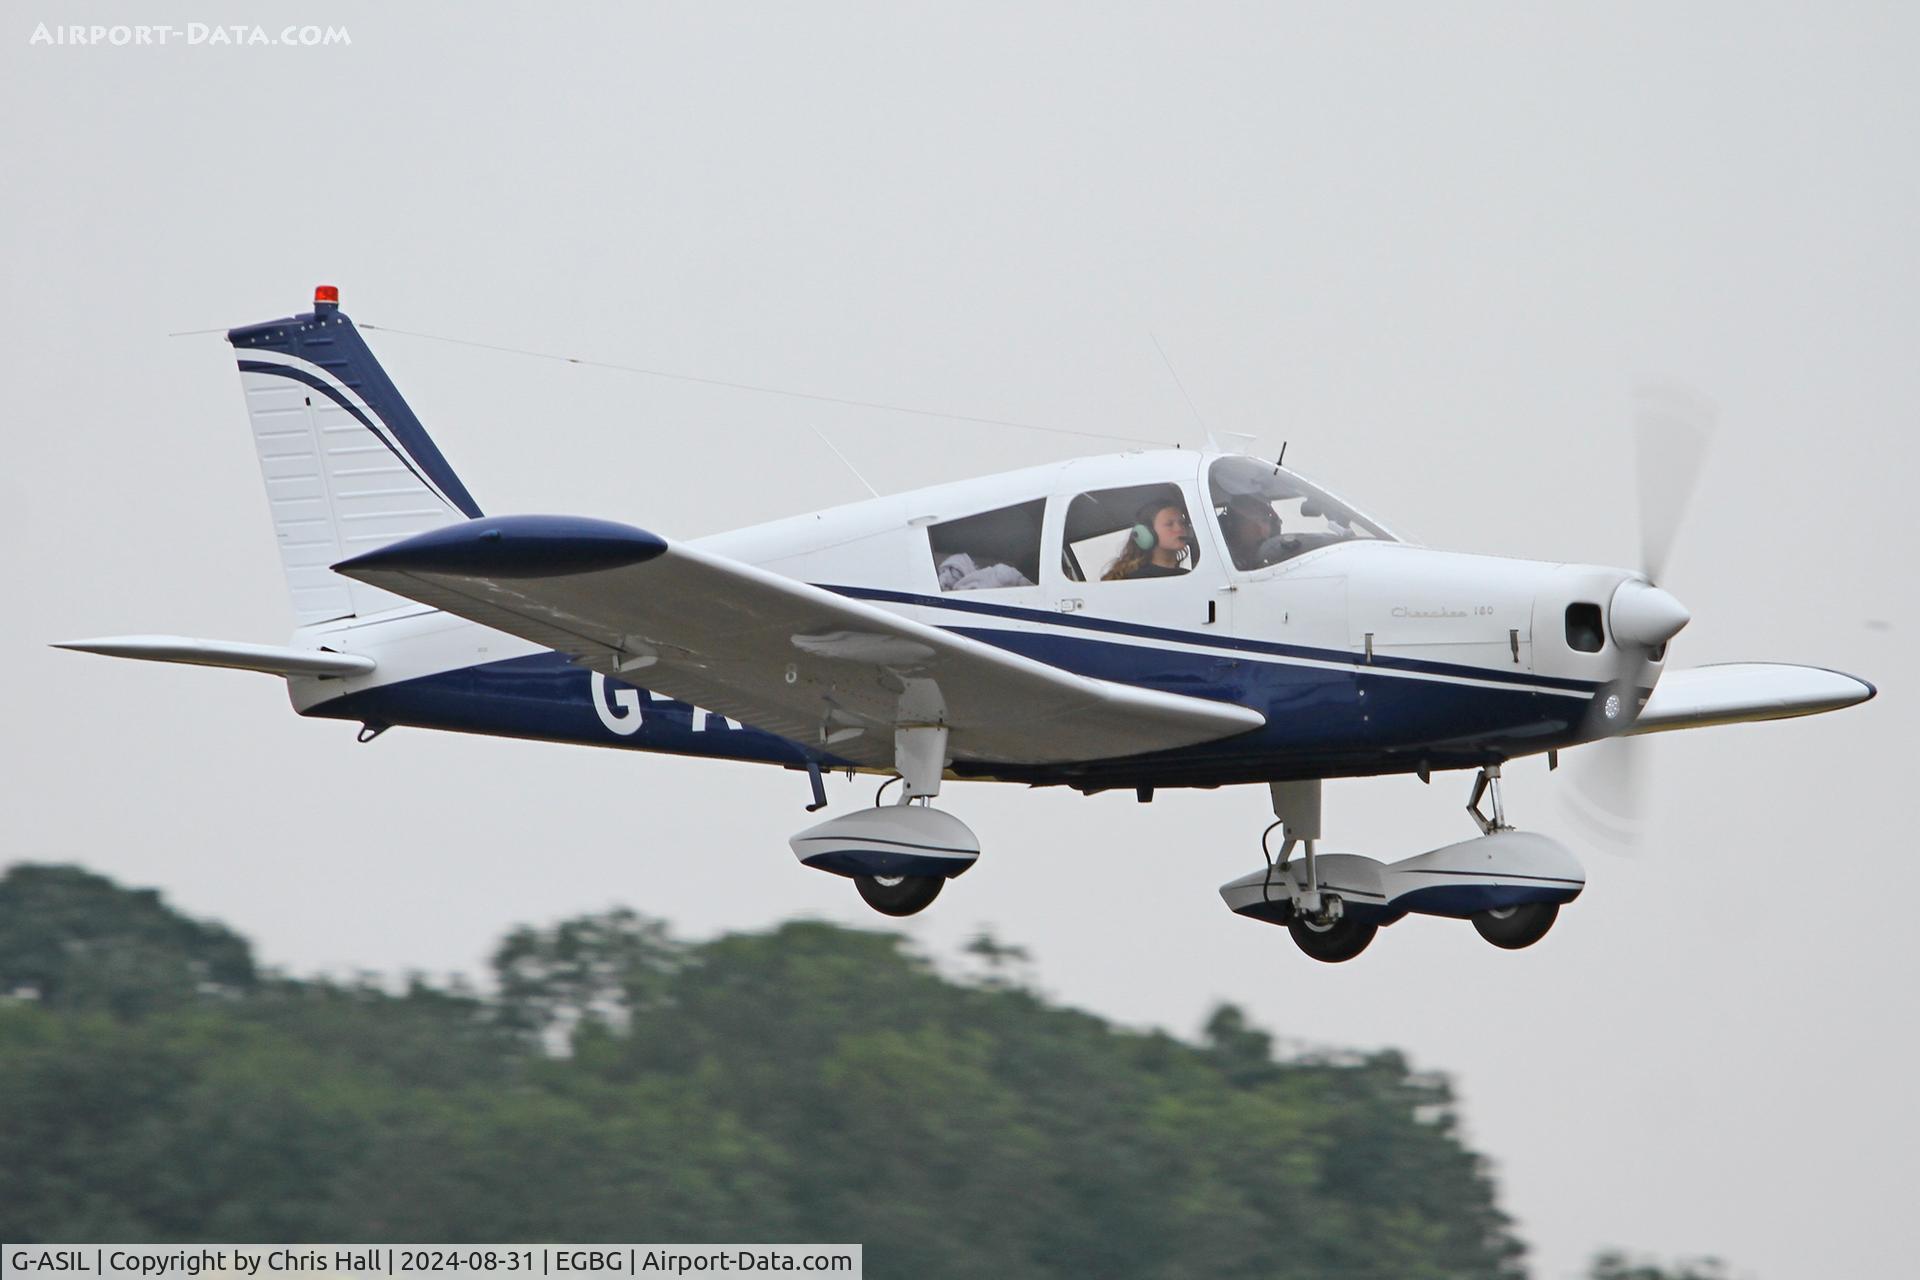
[{"left": 313, "top": 284, "right": 340, "bottom": 314}]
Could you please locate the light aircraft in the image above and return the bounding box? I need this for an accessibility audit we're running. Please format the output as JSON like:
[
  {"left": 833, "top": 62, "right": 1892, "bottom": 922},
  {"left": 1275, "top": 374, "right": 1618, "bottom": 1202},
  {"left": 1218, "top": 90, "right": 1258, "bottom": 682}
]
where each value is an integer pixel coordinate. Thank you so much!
[{"left": 59, "top": 287, "right": 1877, "bottom": 962}]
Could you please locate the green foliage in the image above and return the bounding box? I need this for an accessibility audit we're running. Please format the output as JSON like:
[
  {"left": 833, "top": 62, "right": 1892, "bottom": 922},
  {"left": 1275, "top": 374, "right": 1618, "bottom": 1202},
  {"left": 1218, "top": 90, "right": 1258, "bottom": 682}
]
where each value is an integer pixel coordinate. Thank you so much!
[
  {"left": 0, "top": 864, "right": 1528, "bottom": 1278},
  {"left": 1589, "top": 1251, "right": 1731, "bottom": 1280},
  {"left": 0, "top": 864, "right": 254, "bottom": 1015}
]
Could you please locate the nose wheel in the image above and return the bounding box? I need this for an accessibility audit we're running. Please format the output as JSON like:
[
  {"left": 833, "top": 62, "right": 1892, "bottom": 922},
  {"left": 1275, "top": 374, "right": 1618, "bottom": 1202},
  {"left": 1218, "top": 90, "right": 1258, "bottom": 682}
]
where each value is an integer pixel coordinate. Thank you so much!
[{"left": 1471, "top": 900, "right": 1559, "bottom": 949}]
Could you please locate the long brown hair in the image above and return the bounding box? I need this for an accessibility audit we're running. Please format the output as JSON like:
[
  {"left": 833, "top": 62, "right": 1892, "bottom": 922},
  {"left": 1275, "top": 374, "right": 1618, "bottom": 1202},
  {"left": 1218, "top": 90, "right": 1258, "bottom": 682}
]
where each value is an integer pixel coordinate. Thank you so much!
[{"left": 1103, "top": 503, "right": 1185, "bottom": 580}]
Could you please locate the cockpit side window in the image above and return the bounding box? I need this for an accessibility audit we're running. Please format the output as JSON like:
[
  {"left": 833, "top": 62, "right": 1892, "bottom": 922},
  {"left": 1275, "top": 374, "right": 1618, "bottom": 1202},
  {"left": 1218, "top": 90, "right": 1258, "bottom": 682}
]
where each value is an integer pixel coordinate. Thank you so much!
[
  {"left": 1207, "top": 456, "right": 1391, "bottom": 571},
  {"left": 1060, "top": 483, "right": 1199, "bottom": 583},
  {"left": 928, "top": 499, "right": 1044, "bottom": 591}
]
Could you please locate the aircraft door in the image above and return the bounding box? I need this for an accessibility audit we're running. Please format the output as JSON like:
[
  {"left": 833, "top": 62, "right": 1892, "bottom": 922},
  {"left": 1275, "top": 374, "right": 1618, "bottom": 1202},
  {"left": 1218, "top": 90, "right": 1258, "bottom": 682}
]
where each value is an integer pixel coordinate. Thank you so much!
[
  {"left": 1050, "top": 478, "right": 1228, "bottom": 633},
  {"left": 1230, "top": 574, "right": 1360, "bottom": 741}
]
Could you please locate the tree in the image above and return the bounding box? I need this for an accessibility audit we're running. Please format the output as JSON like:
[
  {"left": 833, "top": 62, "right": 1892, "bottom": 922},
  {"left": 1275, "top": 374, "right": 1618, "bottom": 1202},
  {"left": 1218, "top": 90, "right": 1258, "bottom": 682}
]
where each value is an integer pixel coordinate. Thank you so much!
[
  {"left": 490, "top": 907, "right": 683, "bottom": 1039},
  {"left": 0, "top": 864, "right": 254, "bottom": 1016},
  {"left": 2, "top": 864, "right": 1535, "bottom": 1277},
  {"left": 1590, "top": 1251, "right": 1731, "bottom": 1280}
]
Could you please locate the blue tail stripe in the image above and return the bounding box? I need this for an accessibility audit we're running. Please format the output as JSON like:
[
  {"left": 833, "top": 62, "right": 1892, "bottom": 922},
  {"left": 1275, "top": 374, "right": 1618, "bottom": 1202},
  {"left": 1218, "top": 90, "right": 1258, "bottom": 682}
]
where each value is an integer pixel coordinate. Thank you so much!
[
  {"left": 236, "top": 360, "right": 451, "bottom": 509},
  {"left": 228, "top": 308, "right": 482, "bottom": 518}
]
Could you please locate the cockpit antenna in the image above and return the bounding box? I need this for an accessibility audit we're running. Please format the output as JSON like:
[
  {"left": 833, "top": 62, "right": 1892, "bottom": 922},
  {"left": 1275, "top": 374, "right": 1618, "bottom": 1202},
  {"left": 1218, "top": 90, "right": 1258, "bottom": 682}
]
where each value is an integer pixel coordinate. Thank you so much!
[
  {"left": 1150, "top": 331, "right": 1218, "bottom": 452},
  {"left": 806, "top": 423, "right": 880, "bottom": 499},
  {"left": 1274, "top": 442, "right": 1288, "bottom": 474}
]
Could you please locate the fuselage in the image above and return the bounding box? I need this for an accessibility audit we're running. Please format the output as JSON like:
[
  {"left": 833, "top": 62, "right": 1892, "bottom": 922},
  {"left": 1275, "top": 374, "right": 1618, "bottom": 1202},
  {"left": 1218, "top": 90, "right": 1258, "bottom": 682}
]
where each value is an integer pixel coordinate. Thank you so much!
[{"left": 293, "top": 449, "right": 1660, "bottom": 788}]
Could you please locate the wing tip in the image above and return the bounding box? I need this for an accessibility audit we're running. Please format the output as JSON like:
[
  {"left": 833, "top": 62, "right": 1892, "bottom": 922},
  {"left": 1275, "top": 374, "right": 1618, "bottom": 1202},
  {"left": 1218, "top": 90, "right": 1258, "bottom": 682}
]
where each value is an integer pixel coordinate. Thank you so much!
[
  {"left": 335, "top": 515, "right": 668, "bottom": 581},
  {"left": 1782, "top": 663, "right": 1876, "bottom": 709}
]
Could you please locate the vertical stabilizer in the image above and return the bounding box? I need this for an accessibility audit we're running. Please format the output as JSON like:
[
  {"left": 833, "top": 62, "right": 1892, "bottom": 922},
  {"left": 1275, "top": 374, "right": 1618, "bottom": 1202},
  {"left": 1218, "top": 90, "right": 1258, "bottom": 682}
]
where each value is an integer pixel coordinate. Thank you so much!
[{"left": 226, "top": 286, "right": 482, "bottom": 625}]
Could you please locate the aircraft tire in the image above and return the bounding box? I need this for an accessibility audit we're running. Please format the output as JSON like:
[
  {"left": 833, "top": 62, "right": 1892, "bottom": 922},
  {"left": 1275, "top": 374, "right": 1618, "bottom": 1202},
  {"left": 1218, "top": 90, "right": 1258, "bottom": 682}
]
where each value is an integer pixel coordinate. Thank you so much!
[
  {"left": 1471, "top": 901, "right": 1559, "bottom": 950},
  {"left": 1287, "top": 913, "right": 1377, "bottom": 963},
  {"left": 855, "top": 873, "right": 944, "bottom": 917}
]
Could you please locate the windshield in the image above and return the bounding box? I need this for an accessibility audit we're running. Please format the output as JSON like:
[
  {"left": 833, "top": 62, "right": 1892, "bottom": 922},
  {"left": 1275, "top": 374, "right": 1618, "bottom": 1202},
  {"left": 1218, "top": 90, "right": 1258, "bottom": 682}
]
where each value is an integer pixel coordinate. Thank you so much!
[{"left": 1207, "top": 455, "right": 1395, "bottom": 572}]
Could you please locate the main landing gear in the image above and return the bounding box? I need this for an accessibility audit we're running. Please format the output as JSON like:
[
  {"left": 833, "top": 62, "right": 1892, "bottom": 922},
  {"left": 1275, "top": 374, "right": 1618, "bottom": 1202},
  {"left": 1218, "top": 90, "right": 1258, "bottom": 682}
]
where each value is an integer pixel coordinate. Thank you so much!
[
  {"left": 1218, "top": 767, "right": 1587, "bottom": 962},
  {"left": 787, "top": 724, "right": 979, "bottom": 918},
  {"left": 855, "top": 872, "right": 945, "bottom": 918},
  {"left": 1265, "top": 780, "right": 1381, "bottom": 964},
  {"left": 1287, "top": 910, "right": 1378, "bottom": 964}
]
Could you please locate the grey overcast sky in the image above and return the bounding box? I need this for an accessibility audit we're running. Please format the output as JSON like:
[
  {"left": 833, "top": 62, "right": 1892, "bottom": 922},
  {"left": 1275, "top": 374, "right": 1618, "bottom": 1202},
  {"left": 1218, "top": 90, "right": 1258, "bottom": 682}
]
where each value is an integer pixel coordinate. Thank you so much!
[{"left": 4, "top": 4, "right": 1914, "bottom": 1276}]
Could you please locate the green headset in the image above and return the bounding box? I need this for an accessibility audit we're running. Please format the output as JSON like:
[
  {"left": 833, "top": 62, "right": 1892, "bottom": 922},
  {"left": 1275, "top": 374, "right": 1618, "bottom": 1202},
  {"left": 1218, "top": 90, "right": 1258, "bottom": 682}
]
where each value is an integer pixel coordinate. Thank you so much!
[{"left": 1130, "top": 501, "right": 1189, "bottom": 554}]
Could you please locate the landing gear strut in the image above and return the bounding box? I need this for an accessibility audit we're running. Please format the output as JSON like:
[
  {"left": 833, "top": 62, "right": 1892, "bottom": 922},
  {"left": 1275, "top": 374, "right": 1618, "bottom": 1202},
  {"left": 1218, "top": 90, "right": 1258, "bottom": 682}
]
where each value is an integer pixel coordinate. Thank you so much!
[
  {"left": 1463, "top": 764, "right": 1559, "bottom": 950},
  {"left": 846, "top": 723, "right": 952, "bottom": 917},
  {"left": 788, "top": 721, "right": 978, "bottom": 919},
  {"left": 1264, "top": 780, "right": 1379, "bottom": 964},
  {"left": 1220, "top": 768, "right": 1581, "bottom": 960},
  {"left": 1466, "top": 763, "right": 1510, "bottom": 834}
]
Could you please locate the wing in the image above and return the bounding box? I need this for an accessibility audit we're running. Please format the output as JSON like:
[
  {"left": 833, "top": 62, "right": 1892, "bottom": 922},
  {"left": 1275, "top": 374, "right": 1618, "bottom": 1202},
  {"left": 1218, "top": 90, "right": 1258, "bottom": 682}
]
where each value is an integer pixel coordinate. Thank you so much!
[
  {"left": 334, "top": 515, "right": 1264, "bottom": 769},
  {"left": 1629, "top": 662, "right": 1875, "bottom": 735}
]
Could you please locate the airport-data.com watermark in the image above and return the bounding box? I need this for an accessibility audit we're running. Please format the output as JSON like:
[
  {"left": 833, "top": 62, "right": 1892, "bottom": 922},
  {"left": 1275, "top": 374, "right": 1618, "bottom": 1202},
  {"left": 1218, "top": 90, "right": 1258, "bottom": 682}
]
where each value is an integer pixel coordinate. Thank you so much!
[{"left": 29, "top": 21, "right": 350, "bottom": 47}]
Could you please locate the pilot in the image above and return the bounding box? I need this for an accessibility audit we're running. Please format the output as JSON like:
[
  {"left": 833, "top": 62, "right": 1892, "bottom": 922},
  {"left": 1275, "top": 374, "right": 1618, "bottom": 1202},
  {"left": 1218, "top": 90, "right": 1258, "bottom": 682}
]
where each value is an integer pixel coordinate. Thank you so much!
[
  {"left": 1104, "top": 501, "right": 1193, "bottom": 580},
  {"left": 1220, "top": 493, "right": 1286, "bottom": 570}
]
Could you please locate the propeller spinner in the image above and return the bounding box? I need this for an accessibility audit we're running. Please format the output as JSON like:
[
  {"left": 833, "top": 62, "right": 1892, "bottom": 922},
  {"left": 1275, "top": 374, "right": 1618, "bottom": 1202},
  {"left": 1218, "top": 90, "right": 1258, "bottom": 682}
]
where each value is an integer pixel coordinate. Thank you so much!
[{"left": 1565, "top": 386, "right": 1717, "bottom": 844}]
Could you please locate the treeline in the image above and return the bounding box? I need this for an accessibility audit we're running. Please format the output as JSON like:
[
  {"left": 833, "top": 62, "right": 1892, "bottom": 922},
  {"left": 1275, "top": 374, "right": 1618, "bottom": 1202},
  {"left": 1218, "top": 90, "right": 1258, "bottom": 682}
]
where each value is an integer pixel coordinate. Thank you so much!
[{"left": 0, "top": 863, "right": 1700, "bottom": 1278}]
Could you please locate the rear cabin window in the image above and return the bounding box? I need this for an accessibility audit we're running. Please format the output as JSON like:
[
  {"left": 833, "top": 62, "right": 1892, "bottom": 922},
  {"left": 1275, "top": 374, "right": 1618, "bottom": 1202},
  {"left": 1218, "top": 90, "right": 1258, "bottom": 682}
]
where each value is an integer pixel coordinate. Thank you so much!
[
  {"left": 1061, "top": 483, "right": 1199, "bottom": 583},
  {"left": 928, "top": 499, "right": 1044, "bottom": 591}
]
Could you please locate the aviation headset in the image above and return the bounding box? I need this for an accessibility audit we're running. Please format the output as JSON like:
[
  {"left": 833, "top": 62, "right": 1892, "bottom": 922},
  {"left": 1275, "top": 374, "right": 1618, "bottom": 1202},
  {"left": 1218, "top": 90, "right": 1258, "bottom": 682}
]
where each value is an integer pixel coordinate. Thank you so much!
[{"left": 1130, "top": 501, "right": 1191, "bottom": 554}]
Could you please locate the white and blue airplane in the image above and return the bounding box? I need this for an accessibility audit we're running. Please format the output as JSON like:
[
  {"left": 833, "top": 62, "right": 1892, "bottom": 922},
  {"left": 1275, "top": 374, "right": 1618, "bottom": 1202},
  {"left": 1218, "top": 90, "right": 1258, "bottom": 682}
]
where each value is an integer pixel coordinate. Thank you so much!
[{"left": 59, "top": 287, "right": 1877, "bottom": 961}]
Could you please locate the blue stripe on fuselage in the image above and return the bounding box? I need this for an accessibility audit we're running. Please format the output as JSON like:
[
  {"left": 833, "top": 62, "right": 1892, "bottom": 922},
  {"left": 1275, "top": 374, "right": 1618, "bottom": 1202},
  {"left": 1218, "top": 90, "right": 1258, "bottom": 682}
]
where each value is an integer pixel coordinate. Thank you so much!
[
  {"left": 308, "top": 651, "right": 824, "bottom": 769},
  {"left": 303, "top": 614, "right": 1597, "bottom": 787},
  {"left": 824, "top": 583, "right": 1602, "bottom": 695}
]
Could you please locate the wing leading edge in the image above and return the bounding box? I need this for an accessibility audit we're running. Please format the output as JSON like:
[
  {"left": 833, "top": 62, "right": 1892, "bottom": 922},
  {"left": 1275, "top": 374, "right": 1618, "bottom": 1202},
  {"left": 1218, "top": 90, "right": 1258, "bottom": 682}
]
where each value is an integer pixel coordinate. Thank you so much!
[
  {"left": 334, "top": 515, "right": 1265, "bottom": 770},
  {"left": 1629, "top": 662, "right": 1875, "bottom": 735}
]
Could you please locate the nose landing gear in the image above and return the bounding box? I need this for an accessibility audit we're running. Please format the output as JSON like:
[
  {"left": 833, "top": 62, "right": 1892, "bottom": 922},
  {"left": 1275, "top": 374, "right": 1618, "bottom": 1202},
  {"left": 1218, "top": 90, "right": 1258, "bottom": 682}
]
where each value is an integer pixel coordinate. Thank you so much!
[
  {"left": 1471, "top": 900, "right": 1560, "bottom": 949},
  {"left": 1462, "top": 764, "right": 1562, "bottom": 950}
]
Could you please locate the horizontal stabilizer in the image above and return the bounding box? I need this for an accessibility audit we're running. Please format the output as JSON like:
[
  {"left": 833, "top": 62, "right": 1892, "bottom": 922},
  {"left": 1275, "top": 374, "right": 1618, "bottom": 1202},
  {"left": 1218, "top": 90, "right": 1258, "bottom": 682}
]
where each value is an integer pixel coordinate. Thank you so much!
[
  {"left": 53, "top": 635, "right": 375, "bottom": 679},
  {"left": 1630, "top": 662, "right": 1874, "bottom": 735}
]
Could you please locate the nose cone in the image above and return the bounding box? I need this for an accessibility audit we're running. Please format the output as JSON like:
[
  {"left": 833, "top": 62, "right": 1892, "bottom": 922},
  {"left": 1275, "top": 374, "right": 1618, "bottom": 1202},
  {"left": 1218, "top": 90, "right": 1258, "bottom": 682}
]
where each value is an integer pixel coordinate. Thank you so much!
[{"left": 1610, "top": 580, "right": 1690, "bottom": 648}]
